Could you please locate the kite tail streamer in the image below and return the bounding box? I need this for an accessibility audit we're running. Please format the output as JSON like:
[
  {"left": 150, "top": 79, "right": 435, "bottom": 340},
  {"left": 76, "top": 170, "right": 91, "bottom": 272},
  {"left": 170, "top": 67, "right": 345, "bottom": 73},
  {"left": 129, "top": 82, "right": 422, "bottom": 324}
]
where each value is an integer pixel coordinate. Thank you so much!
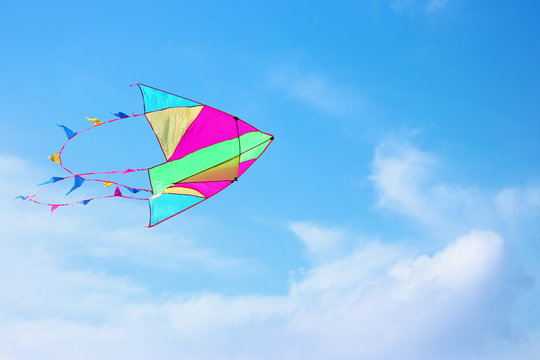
[
  {"left": 26, "top": 192, "right": 151, "bottom": 214},
  {"left": 22, "top": 172, "right": 154, "bottom": 214}
]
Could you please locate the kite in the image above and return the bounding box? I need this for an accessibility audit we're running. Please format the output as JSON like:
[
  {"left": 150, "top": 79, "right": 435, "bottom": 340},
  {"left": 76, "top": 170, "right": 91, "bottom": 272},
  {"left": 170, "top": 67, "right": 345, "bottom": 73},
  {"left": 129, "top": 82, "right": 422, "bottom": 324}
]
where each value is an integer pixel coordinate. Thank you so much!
[{"left": 18, "top": 84, "right": 274, "bottom": 227}]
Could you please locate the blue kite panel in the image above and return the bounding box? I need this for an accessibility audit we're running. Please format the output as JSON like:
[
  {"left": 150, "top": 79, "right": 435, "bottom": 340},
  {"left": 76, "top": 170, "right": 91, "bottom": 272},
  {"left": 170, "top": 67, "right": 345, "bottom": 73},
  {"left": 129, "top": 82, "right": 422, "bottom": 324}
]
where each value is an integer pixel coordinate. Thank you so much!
[
  {"left": 149, "top": 193, "right": 203, "bottom": 226},
  {"left": 139, "top": 84, "right": 200, "bottom": 113}
]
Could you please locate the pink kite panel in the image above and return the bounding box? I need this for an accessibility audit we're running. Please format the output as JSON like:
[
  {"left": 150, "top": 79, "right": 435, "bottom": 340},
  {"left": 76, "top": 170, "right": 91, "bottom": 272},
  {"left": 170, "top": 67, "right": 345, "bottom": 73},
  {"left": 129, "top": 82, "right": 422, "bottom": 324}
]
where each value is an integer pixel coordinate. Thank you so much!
[
  {"left": 238, "top": 159, "right": 256, "bottom": 177},
  {"left": 174, "top": 181, "right": 230, "bottom": 197},
  {"left": 170, "top": 106, "right": 238, "bottom": 161},
  {"left": 237, "top": 119, "right": 258, "bottom": 136}
]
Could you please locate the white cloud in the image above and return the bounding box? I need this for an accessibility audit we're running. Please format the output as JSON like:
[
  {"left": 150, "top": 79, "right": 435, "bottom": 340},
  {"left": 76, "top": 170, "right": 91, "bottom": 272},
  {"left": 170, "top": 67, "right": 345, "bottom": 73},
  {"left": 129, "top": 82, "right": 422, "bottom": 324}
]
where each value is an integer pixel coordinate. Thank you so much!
[
  {"left": 291, "top": 240, "right": 403, "bottom": 294},
  {"left": 427, "top": 0, "right": 449, "bottom": 12},
  {"left": 284, "top": 230, "right": 514, "bottom": 360},
  {"left": 390, "top": 230, "right": 503, "bottom": 295},
  {"left": 289, "top": 221, "right": 344, "bottom": 259},
  {"left": 1, "top": 151, "right": 538, "bottom": 359},
  {"left": 0, "top": 225, "right": 528, "bottom": 360},
  {"left": 370, "top": 139, "right": 540, "bottom": 235},
  {"left": 370, "top": 140, "right": 438, "bottom": 221},
  {"left": 268, "top": 65, "right": 362, "bottom": 117},
  {"left": 390, "top": 0, "right": 449, "bottom": 13},
  {"left": 495, "top": 186, "right": 540, "bottom": 226},
  {"left": 390, "top": 0, "right": 416, "bottom": 11}
]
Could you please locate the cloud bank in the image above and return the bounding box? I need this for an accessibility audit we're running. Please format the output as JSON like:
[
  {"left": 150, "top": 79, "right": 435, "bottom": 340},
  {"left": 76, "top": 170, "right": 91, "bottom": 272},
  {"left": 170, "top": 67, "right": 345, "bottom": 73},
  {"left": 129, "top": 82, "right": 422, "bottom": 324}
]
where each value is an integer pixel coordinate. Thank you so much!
[{"left": 1, "top": 140, "right": 538, "bottom": 360}]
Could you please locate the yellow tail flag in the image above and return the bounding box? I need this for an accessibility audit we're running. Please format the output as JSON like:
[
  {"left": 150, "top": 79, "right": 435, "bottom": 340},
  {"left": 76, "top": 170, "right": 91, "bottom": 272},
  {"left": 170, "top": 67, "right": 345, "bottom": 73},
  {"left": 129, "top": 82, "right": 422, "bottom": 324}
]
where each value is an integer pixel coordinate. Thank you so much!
[
  {"left": 103, "top": 181, "right": 114, "bottom": 187},
  {"left": 48, "top": 153, "right": 61, "bottom": 165},
  {"left": 149, "top": 192, "right": 162, "bottom": 199},
  {"left": 85, "top": 116, "right": 103, "bottom": 126}
]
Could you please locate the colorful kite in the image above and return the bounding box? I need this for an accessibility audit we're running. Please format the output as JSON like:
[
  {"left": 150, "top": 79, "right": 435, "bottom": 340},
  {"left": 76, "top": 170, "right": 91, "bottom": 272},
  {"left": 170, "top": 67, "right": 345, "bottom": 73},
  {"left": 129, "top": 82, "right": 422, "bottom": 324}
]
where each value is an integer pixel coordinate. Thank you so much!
[{"left": 18, "top": 84, "right": 274, "bottom": 227}]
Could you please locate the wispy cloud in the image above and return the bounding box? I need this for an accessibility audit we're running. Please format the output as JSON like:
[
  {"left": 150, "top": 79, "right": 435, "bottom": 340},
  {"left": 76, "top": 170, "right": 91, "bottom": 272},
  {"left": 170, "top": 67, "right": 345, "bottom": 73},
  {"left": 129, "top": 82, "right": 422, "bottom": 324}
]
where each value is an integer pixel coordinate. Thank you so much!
[
  {"left": 289, "top": 221, "right": 345, "bottom": 261},
  {"left": 2, "top": 148, "right": 538, "bottom": 359},
  {"left": 390, "top": 0, "right": 450, "bottom": 13},
  {"left": 495, "top": 186, "right": 540, "bottom": 226},
  {"left": 426, "top": 0, "right": 449, "bottom": 12},
  {"left": 268, "top": 65, "right": 363, "bottom": 117},
  {"left": 369, "top": 139, "right": 540, "bottom": 236},
  {"left": 0, "top": 226, "right": 530, "bottom": 359},
  {"left": 390, "top": 230, "right": 503, "bottom": 295}
]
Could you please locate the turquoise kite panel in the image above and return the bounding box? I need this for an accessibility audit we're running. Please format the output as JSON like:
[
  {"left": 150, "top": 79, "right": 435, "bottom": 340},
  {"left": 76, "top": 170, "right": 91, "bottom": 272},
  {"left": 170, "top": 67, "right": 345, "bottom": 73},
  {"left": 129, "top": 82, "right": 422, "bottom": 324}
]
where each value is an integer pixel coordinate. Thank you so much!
[
  {"left": 149, "top": 193, "right": 203, "bottom": 226},
  {"left": 139, "top": 84, "right": 200, "bottom": 113}
]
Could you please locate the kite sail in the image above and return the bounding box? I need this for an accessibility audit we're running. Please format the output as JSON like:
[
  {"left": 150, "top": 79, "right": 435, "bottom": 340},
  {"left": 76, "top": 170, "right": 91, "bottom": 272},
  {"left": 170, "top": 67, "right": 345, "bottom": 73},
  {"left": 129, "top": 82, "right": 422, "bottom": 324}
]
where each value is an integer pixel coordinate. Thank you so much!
[{"left": 18, "top": 84, "right": 274, "bottom": 227}]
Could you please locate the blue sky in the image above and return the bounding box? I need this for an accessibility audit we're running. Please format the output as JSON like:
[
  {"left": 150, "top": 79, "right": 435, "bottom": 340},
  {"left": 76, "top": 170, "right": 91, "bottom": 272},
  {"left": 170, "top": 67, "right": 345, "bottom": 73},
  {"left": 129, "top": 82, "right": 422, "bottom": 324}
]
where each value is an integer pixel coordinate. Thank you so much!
[{"left": 1, "top": 0, "right": 539, "bottom": 359}]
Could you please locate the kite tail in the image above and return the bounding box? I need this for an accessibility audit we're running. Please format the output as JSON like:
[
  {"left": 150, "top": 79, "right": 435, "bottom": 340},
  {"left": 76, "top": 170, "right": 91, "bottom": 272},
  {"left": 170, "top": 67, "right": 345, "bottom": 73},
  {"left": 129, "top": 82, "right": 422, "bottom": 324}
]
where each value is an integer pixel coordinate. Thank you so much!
[
  {"left": 17, "top": 171, "right": 154, "bottom": 213},
  {"left": 18, "top": 173, "right": 154, "bottom": 213},
  {"left": 16, "top": 112, "right": 154, "bottom": 213},
  {"left": 54, "top": 112, "right": 145, "bottom": 175},
  {"left": 48, "top": 111, "right": 151, "bottom": 191},
  {"left": 25, "top": 193, "right": 150, "bottom": 213}
]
